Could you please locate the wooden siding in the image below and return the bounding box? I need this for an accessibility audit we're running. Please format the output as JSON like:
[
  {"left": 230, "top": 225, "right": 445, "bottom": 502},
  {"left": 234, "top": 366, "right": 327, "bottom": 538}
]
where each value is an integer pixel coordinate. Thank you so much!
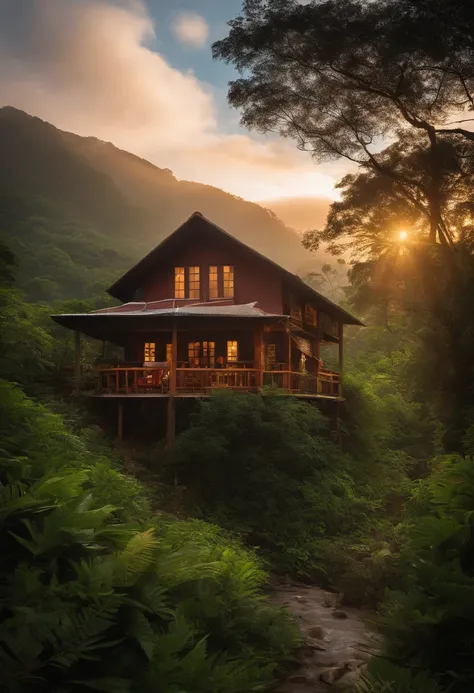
[{"left": 139, "top": 233, "right": 283, "bottom": 313}]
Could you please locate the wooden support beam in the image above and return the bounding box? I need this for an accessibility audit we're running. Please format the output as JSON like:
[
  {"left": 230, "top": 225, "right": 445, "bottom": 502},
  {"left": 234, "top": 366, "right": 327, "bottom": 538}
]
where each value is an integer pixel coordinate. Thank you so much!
[
  {"left": 287, "top": 323, "right": 292, "bottom": 390},
  {"left": 166, "top": 319, "right": 178, "bottom": 455},
  {"left": 170, "top": 319, "right": 177, "bottom": 395},
  {"left": 117, "top": 402, "right": 124, "bottom": 441},
  {"left": 74, "top": 330, "right": 81, "bottom": 396},
  {"left": 254, "top": 325, "right": 264, "bottom": 388},
  {"left": 338, "top": 322, "right": 344, "bottom": 397}
]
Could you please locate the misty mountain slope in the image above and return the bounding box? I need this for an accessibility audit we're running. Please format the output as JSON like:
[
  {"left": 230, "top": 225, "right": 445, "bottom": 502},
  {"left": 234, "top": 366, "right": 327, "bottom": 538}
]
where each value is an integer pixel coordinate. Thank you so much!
[
  {"left": 0, "top": 107, "right": 319, "bottom": 302},
  {"left": 65, "top": 129, "right": 314, "bottom": 268}
]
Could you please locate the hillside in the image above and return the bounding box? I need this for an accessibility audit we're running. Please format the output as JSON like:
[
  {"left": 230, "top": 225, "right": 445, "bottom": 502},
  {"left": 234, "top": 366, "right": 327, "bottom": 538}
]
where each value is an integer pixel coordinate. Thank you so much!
[{"left": 0, "top": 107, "right": 318, "bottom": 302}]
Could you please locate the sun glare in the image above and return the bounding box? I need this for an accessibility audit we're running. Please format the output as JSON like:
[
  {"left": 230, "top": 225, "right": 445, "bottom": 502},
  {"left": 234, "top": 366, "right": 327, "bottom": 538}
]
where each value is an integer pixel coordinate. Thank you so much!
[{"left": 398, "top": 230, "right": 408, "bottom": 241}]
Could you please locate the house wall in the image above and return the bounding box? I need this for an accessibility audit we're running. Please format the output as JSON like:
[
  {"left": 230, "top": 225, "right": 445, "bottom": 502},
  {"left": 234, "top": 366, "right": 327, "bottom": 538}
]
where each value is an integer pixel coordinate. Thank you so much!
[{"left": 139, "top": 234, "right": 283, "bottom": 314}]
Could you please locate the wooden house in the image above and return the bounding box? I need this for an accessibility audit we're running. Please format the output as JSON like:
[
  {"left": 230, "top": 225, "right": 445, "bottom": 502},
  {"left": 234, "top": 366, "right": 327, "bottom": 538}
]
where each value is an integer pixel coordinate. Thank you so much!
[{"left": 52, "top": 212, "right": 363, "bottom": 444}]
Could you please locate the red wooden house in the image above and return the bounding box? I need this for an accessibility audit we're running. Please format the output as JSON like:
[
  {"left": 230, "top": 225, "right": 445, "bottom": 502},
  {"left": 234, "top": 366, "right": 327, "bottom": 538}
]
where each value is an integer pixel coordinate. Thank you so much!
[{"left": 52, "top": 211, "right": 362, "bottom": 443}]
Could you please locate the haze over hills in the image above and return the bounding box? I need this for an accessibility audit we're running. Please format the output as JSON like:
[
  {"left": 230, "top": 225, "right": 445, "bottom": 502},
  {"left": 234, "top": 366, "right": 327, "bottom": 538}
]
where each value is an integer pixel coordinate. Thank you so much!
[
  {"left": 260, "top": 196, "right": 332, "bottom": 233},
  {"left": 0, "top": 107, "right": 326, "bottom": 302}
]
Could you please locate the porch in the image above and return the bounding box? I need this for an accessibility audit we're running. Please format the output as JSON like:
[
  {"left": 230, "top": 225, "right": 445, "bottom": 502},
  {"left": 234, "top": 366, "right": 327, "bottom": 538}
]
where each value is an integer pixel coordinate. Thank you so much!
[{"left": 94, "top": 363, "right": 342, "bottom": 398}]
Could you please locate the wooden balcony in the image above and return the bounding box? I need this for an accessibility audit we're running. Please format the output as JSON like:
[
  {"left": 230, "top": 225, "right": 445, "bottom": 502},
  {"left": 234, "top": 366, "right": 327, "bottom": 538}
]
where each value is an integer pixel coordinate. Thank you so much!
[{"left": 94, "top": 365, "right": 342, "bottom": 398}]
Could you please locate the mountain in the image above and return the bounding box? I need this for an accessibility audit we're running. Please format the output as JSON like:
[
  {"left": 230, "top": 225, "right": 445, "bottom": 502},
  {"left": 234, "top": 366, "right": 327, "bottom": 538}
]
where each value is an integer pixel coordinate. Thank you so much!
[{"left": 0, "top": 107, "right": 320, "bottom": 302}]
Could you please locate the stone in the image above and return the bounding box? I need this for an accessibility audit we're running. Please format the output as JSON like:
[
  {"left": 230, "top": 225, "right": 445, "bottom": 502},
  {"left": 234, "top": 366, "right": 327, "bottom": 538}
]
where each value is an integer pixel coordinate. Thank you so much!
[
  {"left": 298, "top": 645, "right": 316, "bottom": 659},
  {"left": 332, "top": 609, "right": 349, "bottom": 619},
  {"left": 307, "top": 625, "right": 329, "bottom": 640},
  {"left": 288, "top": 673, "right": 313, "bottom": 684},
  {"left": 306, "top": 637, "right": 328, "bottom": 651},
  {"left": 320, "top": 665, "right": 350, "bottom": 685}
]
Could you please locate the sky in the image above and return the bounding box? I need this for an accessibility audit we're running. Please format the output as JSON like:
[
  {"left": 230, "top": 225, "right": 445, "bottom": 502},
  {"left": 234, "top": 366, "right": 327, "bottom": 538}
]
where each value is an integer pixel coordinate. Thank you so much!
[{"left": 0, "top": 0, "right": 351, "bottom": 211}]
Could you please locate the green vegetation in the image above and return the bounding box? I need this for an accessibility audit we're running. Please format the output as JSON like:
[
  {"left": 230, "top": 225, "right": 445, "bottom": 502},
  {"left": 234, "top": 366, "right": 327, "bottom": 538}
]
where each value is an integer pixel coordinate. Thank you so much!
[{"left": 0, "top": 380, "right": 300, "bottom": 693}]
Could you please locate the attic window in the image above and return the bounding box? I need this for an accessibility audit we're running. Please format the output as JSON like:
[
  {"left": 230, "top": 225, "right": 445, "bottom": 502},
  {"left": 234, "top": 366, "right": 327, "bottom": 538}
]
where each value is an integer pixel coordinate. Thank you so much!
[
  {"left": 189, "top": 266, "right": 200, "bottom": 299},
  {"left": 223, "top": 266, "right": 234, "bottom": 298},
  {"left": 209, "top": 266, "right": 219, "bottom": 299},
  {"left": 174, "top": 267, "right": 185, "bottom": 298}
]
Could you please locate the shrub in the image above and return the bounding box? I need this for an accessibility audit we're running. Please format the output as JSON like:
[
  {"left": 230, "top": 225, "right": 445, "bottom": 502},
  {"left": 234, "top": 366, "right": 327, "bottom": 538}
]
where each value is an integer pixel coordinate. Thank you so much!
[{"left": 0, "top": 381, "right": 300, "bottom": 693}]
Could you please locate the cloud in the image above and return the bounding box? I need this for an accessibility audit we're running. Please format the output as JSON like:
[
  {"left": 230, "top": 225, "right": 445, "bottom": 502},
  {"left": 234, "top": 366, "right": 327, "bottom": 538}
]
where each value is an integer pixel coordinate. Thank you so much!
[
  {"left": 171, "top": 11, "right": 209, "bottom": 48},
  {"left": 0, "top": 0, "right": 339, "bottom": 202}
]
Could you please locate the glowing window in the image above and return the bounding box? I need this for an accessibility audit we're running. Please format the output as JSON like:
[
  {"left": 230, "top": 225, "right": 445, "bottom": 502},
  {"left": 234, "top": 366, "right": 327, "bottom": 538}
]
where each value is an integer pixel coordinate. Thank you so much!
[
  {"left": 144, "top": 342, "right": 156, "bottom": 362},
  {"left": 166, "top": 343, "right": 172, "bottom": 365},
  {"left": 174, "top": 266, "right": 185, "bottom": 298},
  {"left": 202, "top": 341, "right": 215, "bottom": 367},
  {"left": 188, "top": 341, "right": 200, "bottom": 367},
  {"left": 209, "top": 265, "right": 219, "bottom": 299},
  {"left": 189, "top": 266, "right": 200, "bottom": 299},
  {"left": 227, "top": 340, "right": 238, "bottom": 362},
  {"left": 223, "top": 265, "right": 234, "bottom": 298}
]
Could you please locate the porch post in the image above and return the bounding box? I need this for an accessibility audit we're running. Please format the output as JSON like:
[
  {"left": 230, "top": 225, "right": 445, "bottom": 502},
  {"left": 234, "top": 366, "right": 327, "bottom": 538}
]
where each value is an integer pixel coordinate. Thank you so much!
[
  {"left": 338, "top": 322, "right": 344, "bottom": 397},
  {"left": 117, "top": 402, "right": 124, "bottom": 441},
  {"left": 166, "top": 319, "right": 178, "bottom": 453},
  {"left": 315, "top": 323, "right": 321, "bottom": 393},
  {"left": 74, "top": 330, "right": 81, "bottom": 396},
  {"left": 170, "top": 318, "right": 177, "bottom": 394},
  {"left": 254, "top": 324, "right": 264, "bottom": 389},
  {"left": 287, "top": 323, "right": 292, "bottom": 390}
]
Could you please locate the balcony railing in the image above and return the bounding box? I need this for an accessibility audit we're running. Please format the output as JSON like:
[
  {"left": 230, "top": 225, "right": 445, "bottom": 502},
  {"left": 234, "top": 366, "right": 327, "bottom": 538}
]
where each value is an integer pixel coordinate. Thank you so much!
[{"left": 94, "top": 365, "right": 341, "bottom": 397}]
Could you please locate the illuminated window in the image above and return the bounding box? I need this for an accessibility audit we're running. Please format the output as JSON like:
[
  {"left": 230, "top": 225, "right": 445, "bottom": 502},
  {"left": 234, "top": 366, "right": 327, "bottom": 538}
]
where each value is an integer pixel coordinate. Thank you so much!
[
  {"left": 223, "top": 265, "right": 234, "bottom": 298},
  {"left": 188, "top": 341, "right": 200, "bottom": 367},
  {"left": 227, "top": 340, "right": 238, "bottom": 362},
  {"left": 209, "top": 265, "right": 219, "bottom": 299},
  {"left": 166, "top": 343, "right": 172, "bottom": 365},
  {"left": 144, "top": 342, "right": 156, "bottom": 362},
  {"left": 202, "top": 341, "right": 215, "bottom": 367},
  {"left": 189, "top": 266, "right": 200, "bottom": 299},
  {"left": 174, "top": 266, "right": 185, "bottom": 298}
]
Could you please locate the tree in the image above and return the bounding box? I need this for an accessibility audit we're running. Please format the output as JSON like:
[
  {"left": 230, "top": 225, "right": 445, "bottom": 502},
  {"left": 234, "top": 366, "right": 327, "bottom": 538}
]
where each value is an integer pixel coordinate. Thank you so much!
[
  {"left": 303, "top": 136, "right": 474, "bottom": 259},
  {"left": 213, "top": 0, "right": 474, "bottom": 245}
]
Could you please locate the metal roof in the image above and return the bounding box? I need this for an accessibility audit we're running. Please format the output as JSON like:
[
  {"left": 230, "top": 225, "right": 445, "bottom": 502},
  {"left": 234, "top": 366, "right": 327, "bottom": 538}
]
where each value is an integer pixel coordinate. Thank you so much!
[{"left": 52, "top": 302, "right": 286, "bottom": 321}]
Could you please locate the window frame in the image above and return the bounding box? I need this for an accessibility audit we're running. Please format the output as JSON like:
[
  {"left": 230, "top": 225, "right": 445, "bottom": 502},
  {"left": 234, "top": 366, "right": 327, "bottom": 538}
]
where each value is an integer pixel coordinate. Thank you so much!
[
  {"left": 188, "top": 266, "right": 200, "bottom": 299},
  {"left": 174, "top": 266, "right": 185, "bottom": 299},
  {"left": 226, "top": 340, "right": 238, "bottom": 362},
  {"left": 144, "top": 342, "right": 156, "bottom": 362},
  {"left": 223, "top": 265, "right": 234, "bottom": 298}
]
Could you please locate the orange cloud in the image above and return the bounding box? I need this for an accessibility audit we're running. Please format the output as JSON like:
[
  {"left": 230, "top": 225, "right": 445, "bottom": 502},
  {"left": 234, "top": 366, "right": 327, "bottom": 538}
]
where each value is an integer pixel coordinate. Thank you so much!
[
  {"left": 0, "top": 0, "right": 341, "bottom": 202},
  {"left": 172, "top": 12, "right": 209, "bottom": 48}
]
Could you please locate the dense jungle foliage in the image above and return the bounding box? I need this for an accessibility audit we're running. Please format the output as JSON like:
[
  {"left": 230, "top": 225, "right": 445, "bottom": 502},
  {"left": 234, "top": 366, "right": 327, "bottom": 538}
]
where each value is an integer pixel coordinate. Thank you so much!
[{"left": 3, "top": 0, "right": 474, "bottom": 689}]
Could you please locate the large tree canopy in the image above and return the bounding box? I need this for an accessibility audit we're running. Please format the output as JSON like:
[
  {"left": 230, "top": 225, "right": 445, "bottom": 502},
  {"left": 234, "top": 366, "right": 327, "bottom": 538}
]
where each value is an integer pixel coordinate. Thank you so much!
[{"left": 213, "top": 0, "right": 474, "bottom": 244}]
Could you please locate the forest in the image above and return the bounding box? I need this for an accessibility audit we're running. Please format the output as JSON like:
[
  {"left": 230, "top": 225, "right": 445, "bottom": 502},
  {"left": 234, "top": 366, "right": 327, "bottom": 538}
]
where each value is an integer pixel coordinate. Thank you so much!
[{"left": 2, "top": 0, "right": 474, "bottom": 691}]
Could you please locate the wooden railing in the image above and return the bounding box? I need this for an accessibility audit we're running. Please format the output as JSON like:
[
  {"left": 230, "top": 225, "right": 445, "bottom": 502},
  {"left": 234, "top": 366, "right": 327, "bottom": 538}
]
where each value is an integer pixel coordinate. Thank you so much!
[
  {"left": 176, "top": 368, "right": 258, "bottom": 393},
  {"left": 97, "top": 367, "right": 169, "bottom": 394},
  {"left": 262, "top": 369, "right": 341, "bottom": 397},
  {"left": 95, "top": 366, "right": 341, "bottom": 397}
]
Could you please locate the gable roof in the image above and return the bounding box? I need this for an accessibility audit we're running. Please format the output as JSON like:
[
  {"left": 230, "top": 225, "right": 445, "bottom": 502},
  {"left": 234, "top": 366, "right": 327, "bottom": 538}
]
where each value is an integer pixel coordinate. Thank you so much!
[{"left": 107, "top": 211, "right": 363, "bottom": 326}]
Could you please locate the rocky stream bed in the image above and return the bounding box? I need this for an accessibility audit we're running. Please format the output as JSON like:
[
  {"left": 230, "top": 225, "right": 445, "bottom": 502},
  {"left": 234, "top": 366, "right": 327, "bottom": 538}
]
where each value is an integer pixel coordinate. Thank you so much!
[{"left": 270, "top": 579, "right": 380, "bottom": 692}]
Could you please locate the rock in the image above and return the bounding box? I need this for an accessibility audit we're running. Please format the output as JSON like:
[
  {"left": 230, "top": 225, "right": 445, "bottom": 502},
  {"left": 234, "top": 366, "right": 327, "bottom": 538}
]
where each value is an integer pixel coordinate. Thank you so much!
[
  {"left": 337, "top": 663, "right": 368, "bottom": 688},
  {"left": 299, "top": 645, "right": 316, "bottom": 658},
  {"left": 288, "top": 673, "right": 313, "bottom": 684},
  {"left": 306, "top": 637, "right": 328, "bottom": 651},
  {"left": 332, "top": 609, "right": 349, "bottom": 619},
  {"left": 320, "top": 665, "right": 350, "bottom": 685},
  {"left": 322, "top": 591, "right": 340, "bottom": 608},
  {"left": 307, "top": 625, "right": 329, "bottom": 640},
  {"left": 295, "top": 595, "right": 306, "bottom": 603},
  {"left": 351, "top": 649, "right": 372, "bottom": 662}
]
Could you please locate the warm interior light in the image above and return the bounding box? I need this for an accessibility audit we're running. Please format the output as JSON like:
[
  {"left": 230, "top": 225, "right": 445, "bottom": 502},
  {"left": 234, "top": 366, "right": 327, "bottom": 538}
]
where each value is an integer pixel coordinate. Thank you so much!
[{"left": 398, "top": 230, "right": 408, "bottom": 241}]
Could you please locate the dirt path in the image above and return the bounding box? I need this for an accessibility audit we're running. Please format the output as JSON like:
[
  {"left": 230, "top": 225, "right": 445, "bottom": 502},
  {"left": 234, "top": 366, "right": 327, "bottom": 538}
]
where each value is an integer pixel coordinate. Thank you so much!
[{"left": 270, "top": 579, "right": 378, "bottom": 692}]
